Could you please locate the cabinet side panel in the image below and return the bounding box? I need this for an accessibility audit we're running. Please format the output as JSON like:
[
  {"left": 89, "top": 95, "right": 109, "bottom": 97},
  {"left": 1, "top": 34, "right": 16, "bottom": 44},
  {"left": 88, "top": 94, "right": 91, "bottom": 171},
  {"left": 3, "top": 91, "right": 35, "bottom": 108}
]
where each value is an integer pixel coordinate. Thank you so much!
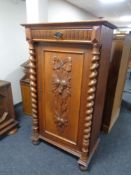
[
  {"left": 89, "top": 26, "right": 113, "bottom": 152},
  {"left": 102, "top": 37, "right": 124, "bottom": 132},
  {"left": 109, "top": 36, "right": 131, "bottom": 131},
  {"left": 20, "top": 80, "right": 32, "bottom": 115}
]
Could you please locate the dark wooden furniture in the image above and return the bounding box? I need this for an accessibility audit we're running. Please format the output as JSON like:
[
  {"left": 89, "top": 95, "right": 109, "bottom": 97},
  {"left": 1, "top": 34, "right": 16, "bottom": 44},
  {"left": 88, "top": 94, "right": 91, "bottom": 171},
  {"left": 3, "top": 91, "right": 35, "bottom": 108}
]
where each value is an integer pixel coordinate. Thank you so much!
[
  {"left": 20, "top": 61, "right": 32, "bottom": 115},
  {"left": 128, "top": 47, "right": 131, "bottom": 80},
  {"left": 0, "top": 80, "right": 18, "bottom": 136},
  {"left": 123, "top": 35, "right": 131, "bottom": 110},
  {"left": 22, "top": 20, "right": 116, "bottom": 170},
  {"left": 102, "top": 34, "right": 131, "bottom": 133},
  {"left": 21, "top": 60, "right": 30, "bottom": 79},
  {"left": 128, "top": 55, "right": 131, "bottom": 69}
]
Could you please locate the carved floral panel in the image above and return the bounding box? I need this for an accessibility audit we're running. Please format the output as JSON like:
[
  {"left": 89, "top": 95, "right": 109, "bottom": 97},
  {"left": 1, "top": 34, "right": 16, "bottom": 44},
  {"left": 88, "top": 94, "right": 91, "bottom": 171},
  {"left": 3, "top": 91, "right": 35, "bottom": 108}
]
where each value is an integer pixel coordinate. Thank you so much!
[{"left": 51, "top": 55, "right": 72, "bottom": 131}]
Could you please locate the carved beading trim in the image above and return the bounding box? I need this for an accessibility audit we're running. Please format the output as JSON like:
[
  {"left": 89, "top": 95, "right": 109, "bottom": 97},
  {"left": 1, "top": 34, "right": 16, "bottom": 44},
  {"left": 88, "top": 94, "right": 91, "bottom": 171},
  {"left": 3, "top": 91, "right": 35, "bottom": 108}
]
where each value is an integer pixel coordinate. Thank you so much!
[
  {"left": 28, "top": 41, "right": 39, "bottom": 141},
  {"left": 80, "top": 43, "right": 101, "bottom": 162}
]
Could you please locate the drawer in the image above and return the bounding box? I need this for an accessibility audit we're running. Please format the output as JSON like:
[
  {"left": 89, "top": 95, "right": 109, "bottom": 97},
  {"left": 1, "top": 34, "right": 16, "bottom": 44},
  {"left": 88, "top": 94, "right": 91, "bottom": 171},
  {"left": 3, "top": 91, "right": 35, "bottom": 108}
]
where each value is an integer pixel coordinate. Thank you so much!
[{"left": 31, "top": 29, "right": 93, "bottom": 42}]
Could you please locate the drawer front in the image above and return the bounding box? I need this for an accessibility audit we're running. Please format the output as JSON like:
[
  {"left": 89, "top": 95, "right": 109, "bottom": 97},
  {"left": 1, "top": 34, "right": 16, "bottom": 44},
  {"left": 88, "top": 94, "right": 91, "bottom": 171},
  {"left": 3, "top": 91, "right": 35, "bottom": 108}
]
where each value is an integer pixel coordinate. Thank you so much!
[
  {"left": 32, "top": 29, "right": 93, "bottom": 42},
  {"left": 37, "top": 44, "right": 86, "bottom": 149}
]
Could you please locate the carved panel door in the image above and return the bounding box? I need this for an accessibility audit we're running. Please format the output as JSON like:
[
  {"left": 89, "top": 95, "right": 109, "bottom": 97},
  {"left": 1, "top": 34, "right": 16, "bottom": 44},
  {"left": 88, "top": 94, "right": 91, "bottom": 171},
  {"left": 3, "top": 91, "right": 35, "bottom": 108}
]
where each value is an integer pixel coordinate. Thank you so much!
[{"left": 37, "top": 44, "right": 90, "bottom": 150}]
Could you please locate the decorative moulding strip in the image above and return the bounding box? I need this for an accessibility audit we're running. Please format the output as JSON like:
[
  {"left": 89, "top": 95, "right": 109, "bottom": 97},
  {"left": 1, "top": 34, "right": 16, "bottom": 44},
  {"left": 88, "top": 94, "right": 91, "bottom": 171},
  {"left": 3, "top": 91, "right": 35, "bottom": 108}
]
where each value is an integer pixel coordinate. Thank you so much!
[
  {"left": 45, "top": 130, "right": 77, "bottom": 146},
  {"left": 39, "top": 135, "right": 81, "bottom": 157},
  {"left": 42, "top": 49, "right": 84, "bottom": 54},
  {"left": 32, "top": 39, "right": 93, "bottom": 44},
  {"left": 31, "top": 29, "right": 93, "bottom": 41}
]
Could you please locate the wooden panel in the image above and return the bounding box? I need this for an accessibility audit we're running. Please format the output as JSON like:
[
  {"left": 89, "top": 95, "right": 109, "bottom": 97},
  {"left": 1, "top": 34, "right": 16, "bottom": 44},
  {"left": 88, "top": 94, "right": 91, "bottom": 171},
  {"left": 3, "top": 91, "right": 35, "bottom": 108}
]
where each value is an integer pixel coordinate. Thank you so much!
[
  {"left": 20, "top": 79, "right": 32, "bottom": 116},
  {"left": 20, "top": 61, "right": 31, "bottom": 116},
  {"left": 109, "top": 36, "right": 131, "bottom": 130},
  {"left": 102, "top": 34, "right": 131, "bottom": 133},
  {"left": 90, "top": 26, "right": 113, "bottom": 146},
  {"left": 38, "top": 45, "right": 84, "bottom": 147},
  {"left": 30, "top": 26, "right": 102, "bottom": 44},
  {"left": 0, "top": 80, "right": 18, "bottom": 136},
  {"left": 32, "top": 29, "right": 93, "bottom": 41},
  {"left": 102, "top": 35, "right": 124, "bottom": 133}
]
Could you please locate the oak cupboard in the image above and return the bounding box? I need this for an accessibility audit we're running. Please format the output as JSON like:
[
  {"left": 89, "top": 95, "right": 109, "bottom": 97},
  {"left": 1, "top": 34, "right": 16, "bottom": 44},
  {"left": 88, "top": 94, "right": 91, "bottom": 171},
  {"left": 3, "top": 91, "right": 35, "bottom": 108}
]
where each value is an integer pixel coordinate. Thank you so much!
[
  {"left": 0, "top": 80, "right": 18, "bottom": 136},
  {"left": 22, "top": 21, "right": 116, "bottom": 170},
  {"left": 102, "top": 34, "right": 131, "bottom": 133}
]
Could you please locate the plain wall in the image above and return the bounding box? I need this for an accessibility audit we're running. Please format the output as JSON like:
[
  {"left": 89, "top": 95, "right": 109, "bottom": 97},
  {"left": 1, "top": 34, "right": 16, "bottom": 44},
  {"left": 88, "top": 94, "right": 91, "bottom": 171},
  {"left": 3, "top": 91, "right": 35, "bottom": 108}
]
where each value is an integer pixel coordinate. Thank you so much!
[
  {"left": 26, "top": 0, "right": 48, "bottom": 23},
  {"left": 0, "top": 0, "right": 28, "bottom": 104},
  {"left": 48, "top": 0, "right": 96, "bottom": 22}
]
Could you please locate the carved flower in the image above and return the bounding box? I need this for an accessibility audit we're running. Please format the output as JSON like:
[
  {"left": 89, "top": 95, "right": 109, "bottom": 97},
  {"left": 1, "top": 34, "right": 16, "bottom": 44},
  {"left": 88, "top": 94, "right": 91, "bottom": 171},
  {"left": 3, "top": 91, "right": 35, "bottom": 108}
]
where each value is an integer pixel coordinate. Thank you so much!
[
  {"left": 54, "top": 111, "right": 68, "bottom": 128},
  {"left": 52, "top": 73, "right": 71, "bottom": 97},
  {"left": 52, "top": 56, "right": 72, "bottom": 98},
  {"left": 52, "top": 56, "right": 72, "bottom": 72},
  {"left": 52, "top": 56, "right": 64, "bottom": 70}
]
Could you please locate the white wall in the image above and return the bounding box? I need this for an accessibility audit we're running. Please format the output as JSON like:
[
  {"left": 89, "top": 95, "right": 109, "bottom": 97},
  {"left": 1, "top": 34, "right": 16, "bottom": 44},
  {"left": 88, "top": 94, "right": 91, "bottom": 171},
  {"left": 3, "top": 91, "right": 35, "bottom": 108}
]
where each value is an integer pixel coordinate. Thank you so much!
[
  {"left": 48, "top": 0, "right": 96, "bottom": 22},
  {"left": 26, "top": 0, "right": 48, "bottom": 23},
  {"left": 0, "top": 0, "right": 28, "bottom": 104}
]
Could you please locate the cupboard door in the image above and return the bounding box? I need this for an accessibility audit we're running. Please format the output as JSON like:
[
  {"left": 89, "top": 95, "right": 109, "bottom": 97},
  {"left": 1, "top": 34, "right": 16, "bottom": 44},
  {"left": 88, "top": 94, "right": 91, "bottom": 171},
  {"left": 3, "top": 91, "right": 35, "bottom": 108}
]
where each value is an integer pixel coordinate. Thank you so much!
[{"left": 38, "top": 45, "right": 85, "bottom": 148}]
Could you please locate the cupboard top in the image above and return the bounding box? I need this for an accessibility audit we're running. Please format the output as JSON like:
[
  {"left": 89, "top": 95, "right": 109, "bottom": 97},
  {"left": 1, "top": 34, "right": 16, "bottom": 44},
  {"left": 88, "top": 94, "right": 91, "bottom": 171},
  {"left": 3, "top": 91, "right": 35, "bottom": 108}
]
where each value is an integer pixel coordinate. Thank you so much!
[
  {"left": 22, "top": 20, "right": 116, "bottom": 44},
  {"left": 21, "top": 20, "right": 116, "bottom": 29}
]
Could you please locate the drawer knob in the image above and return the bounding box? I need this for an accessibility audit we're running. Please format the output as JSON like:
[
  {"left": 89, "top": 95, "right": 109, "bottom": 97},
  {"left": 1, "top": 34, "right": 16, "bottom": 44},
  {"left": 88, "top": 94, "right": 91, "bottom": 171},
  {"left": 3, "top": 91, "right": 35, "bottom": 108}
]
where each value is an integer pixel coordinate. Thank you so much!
[{"left": 54, "top": 32, "right": 63, "bottom": 39}]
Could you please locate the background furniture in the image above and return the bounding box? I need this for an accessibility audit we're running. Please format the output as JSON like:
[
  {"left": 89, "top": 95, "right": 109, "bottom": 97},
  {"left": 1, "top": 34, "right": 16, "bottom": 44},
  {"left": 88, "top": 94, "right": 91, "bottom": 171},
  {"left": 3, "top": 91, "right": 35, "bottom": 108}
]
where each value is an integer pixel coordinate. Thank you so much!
[
  {"left": 102, "top": 34, "right": 131, "bottom": 133},
  {"left": 22, "top": 20, "right": 116, "bottom": 170},
  {"left": 123, "top": 36, "right": 131, "bottom": 110},
  {"left": 0, "top": 80, "right": 18, "bottom": 136},
  {"left": 20, "top": 61, "right": 32, "bottom": 116},
  {"left": 128, "top": 52, "right": 131, "bottom": 80}
]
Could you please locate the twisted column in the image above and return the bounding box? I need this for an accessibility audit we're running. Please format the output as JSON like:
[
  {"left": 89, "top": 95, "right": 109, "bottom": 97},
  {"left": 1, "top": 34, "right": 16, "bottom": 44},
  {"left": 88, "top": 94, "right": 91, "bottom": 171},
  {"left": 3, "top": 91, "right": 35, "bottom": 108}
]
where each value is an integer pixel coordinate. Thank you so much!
[
  {"left": 79, "top": 43, "right": 100, "bottom": 168},
  {"left": 28, "top": 41, "right": 39, "bottom": 144}
]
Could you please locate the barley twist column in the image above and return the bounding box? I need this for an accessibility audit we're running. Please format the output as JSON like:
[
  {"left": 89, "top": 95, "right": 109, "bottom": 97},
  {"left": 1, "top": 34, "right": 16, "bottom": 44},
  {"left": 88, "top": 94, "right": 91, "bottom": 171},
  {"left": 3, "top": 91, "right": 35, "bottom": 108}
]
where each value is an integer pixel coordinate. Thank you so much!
[
  {"left": 28, "top": 41, "right": 39, "bottom": 144},
  {"left": 78, "top": 43, "right": 100, "bottom": 170}
]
